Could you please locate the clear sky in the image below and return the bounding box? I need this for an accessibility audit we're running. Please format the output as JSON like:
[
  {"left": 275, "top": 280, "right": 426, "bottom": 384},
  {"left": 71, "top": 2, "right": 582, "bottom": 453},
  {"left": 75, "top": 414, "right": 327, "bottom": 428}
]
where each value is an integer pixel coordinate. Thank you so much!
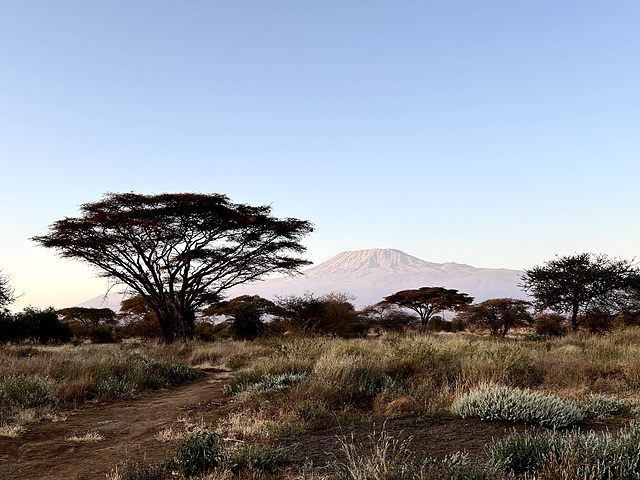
[{"left": 2, "top": 1, "right": 639, "bottom": 311}]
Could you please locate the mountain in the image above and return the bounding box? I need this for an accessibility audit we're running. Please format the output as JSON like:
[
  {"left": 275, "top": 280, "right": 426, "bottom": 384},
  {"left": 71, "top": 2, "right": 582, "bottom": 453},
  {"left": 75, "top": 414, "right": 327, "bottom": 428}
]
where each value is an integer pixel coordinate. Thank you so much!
[
  {"left": 78, "top": 249, "right": 528, "bottom": 310},
  {"left": 228, "top": 248, "right": 528, "bottom": 307},
  {"left": 78, "top": 292, "right": 127, "bottom": 310}
]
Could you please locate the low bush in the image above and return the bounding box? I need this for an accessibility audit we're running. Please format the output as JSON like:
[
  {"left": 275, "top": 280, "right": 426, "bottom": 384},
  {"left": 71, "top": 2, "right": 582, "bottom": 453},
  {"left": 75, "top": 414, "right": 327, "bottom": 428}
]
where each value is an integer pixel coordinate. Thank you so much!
[
  {"left": 451, "top": 384, "right": 584, "bottom": 428},
  {"left": 225, "top": 371, "right": 306, "bottom": 396},
  {"left": 225, "top": 443, "right": 290, "bottom": 474},
  {"left": 90, "top": 326, "right": 117, "bottom": 344},
  {"left": 581, "top": 393, "right": 640, "bottom": 420},
  {"left": 488, "top": 424, "right": 640, "bottom": 478},
  {"left": 175, "top": 427, "right": 223, "bottom": 477},
  {"left": 114, "top": 459, "right": 169, "bottom": 480},
  {"left": 0, "top": 374, "right": 51, "bottom": 408}
]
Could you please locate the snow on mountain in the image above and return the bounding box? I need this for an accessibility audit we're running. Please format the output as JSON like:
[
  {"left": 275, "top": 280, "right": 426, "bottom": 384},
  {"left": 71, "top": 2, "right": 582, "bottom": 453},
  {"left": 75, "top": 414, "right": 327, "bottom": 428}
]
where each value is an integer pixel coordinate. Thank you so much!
[
  {"left": 228, "top": 248, "right": 528, "bottom": 307},
  {"left": 77, "top": 249, "right": 528, "bottom": 310}
]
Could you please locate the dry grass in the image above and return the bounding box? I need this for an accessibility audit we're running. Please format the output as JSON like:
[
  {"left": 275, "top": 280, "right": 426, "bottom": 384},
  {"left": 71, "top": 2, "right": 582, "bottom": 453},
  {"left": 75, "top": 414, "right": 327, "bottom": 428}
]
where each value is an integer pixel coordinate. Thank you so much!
[
  {"left": 6, "top": 329, "right": 640, "bottom": 478},
  {"left": 66, "top": 430, "right": 105, "bottom": 442},
  {"left": 155, "top": 415, "right": 209, "bottom": 442},
  {"left": 0, "top": 423, "right": 25, "bottom": 437},
  {"left": 0, "top": 342, "right": 198, "bottom": 430},
  {"left": 210, "top": 328, "right": 640, "bottom": 444}
]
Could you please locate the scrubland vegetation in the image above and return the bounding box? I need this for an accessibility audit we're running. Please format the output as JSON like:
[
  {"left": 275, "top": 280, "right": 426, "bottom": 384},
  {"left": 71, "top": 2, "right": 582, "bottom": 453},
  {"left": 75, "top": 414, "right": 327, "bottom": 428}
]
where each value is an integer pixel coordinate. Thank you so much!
[
  {"left": 7, "top": 194, "right": 640, "bottom": 478},
  {"left": 4, "top": 328, "right": 640, "bottom": 479}
]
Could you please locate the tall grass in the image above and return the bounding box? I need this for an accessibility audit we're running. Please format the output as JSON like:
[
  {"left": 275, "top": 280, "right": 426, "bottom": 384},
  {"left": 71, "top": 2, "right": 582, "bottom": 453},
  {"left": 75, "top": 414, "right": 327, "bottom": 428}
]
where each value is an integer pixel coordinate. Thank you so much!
[
  {"left": 214, "top": 330, "right": 640, "bottom": 444},
  {"left": 0, "top": 342, "right": 198, "bottom": 427}
]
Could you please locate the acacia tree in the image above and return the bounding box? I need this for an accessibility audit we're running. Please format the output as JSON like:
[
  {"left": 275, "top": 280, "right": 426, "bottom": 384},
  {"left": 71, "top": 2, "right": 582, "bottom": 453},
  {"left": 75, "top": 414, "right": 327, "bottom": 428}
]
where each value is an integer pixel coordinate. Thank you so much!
[
  {"left": 379, "top": 287, "right": 474, "bottom": 332},
  {"left": 458, "top": 298, "right": 532, "bottom": 337},
  {"left": 33, "top": 192, "right": 313, "bottom": 343},
  {"left": 0, "top": 269, "right": 16, "bottom": 311},
  {"left": 57, "top": 307, "right": 117, "bottom": 329},
  {"left": 520, "top": 253, "right": 640, "bottom": 331},
  {"left": 360, "top": 303, "right": 418, "bottom": 333}
]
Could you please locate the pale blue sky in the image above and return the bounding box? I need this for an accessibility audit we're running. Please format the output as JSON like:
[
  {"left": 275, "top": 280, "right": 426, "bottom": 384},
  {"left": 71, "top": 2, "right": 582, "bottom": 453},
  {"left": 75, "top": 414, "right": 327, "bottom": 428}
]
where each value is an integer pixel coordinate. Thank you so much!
[{"left": 2, "top": 1, "right": 639, "bottom": 310}]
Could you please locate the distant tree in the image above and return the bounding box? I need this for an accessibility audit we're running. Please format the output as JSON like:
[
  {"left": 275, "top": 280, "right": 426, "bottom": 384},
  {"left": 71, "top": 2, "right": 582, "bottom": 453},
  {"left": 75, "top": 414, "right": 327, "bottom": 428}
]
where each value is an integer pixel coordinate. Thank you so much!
[
  {"left": 119, "top": 295, "right": 163, "bottom": 339},
  {"left": 318, "top": 292, "right": 368, "bottom": 338},
  {"left": 32, "top": 192, "right": 313, "bottom": 343},
  {"left": 533, "top": 313, "right": 567, "bottom": 337},
  {"left": 14, "top": 307, "right": 73, "bottom": 344},
  {"left": 458, "top": 298, "right": 533, "bottom": 337},
  {"left": 0, "top": 311, "right": 18, "bottom": 344},
  {"left": 204, "top": 295, "right": 276, "bottom": 340},
  {"left": 379, "top": 287, "right": 474, "bottom": 332},
  {"left": 274, "top": 292, "right": 327, "bottom": 336},
  {"left": 360, "top": 304, "right": 418, "bottom": 333},
  {"left": 57, "top": 307, "right": 117, "bottom": 329},
  {"left": 0, "top": 269, "right": 16, "bottom": 311},
  {"left": 273, "top": 292, "right": 369, "bottom": 338},
  {"left": 520, "top": 253, "right": 640, "bottom": 331}
]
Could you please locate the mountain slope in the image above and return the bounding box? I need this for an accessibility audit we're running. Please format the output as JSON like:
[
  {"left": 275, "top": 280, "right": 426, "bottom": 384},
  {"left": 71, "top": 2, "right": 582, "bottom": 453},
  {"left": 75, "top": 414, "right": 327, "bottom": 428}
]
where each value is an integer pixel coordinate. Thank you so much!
[{"left": 228, "top": 248, "right": 528, "bottom": 307}]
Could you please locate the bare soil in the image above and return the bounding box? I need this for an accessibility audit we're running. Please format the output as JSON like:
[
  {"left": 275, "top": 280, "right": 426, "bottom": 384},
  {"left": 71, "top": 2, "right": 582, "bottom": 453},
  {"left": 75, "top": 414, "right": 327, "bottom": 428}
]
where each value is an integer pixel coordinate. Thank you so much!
[
  {"left": 279, "top": 416, "right": 624, "bottom": 468},
  {"left": 0, "top": 373, "right": 628, "bottom": 479},
  {"left": 0, "top": 371, "right": 234, "bottom": 480}
]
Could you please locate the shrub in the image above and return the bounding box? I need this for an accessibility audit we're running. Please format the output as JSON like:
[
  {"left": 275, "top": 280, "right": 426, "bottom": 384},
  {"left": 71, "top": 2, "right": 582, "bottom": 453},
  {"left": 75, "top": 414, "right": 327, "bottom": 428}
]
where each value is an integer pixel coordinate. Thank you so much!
[
  {"left": 534, "top": 313, "right": 568, "bottom": 337},
  {"left": 225, "top": 371, "right": 306, "bottom": 396},
  {"left": 487, "top": 430, "right": 560, "bottom": 474},
  {"left": 451, "top": 384, "right": 584, "bottom": 428},
  {"left": 0, "top": 375, "right": 51, "bottom": 408},
  {"left": 92, "top": 353, "right": 198, "bottom": 398},
  {"left": 581, "top": 393, "right": 640, "bottom": 420},
  {"left": 488, "top": 424, "right": 640, "bottom": 478},
  {"left": 90, "top": 326, "right": 117, "bottom": 344},
  {"left": 119, "top": 459, "right": 168, "bottom": 480},
  {"left": 224, "top": 443, "right": 290, "bottom": 474},
  {"left": 126, "top": 353, "right": 198, "bottom": 389},
  {"left": 175, "top": 428, "right": 223, "bottom": 477},
  {"left": 426, "top": 316, "right": 452, "bottom": 332}
]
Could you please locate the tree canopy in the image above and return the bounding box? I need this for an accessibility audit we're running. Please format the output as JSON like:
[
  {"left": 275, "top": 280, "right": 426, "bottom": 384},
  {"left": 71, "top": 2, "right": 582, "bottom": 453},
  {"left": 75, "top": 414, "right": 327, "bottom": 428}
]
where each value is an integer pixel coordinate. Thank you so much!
[
  {"left": 0, "top": 269, "right": 16, "bottom": 311},
  {"left": 458, "top": 298, "right": 532, "bottom": 337},
  {"left": 520, "top": 253, "right": 640, "bottom": 331},
  {"left": 203, "top": 295, "right": 276, "bottom": 340},
  {"left": 379, "top": 287, "right": 474, "bottom": 331},
  {"left": 33, "top": 192, "right": 313, "bottom": 342},
  {"left": 57, "top": 307, "right": 117, "bottom": 328}
]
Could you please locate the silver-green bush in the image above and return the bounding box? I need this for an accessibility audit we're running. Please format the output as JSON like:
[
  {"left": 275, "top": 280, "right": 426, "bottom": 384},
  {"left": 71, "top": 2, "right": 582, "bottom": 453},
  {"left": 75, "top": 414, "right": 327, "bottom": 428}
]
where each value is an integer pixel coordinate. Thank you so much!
[
  {"left": 451, "top": 384, "right": 584, "bottom": 428},
  {"left": 581, "top": 393, "right": 640, "bottom": 420},
  {"left": 488, "top": 423, "right": 640, "bottom": 478},
  {"left": 225, "top": 372, "right": 307, "bottom": 396}
]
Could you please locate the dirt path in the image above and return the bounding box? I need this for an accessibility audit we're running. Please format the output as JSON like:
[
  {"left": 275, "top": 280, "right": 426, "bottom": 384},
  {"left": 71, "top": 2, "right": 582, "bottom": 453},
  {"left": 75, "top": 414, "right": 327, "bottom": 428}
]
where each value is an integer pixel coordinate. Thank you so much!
[{"left": 0, "top": 371, "right": 234, "bottom": 480}]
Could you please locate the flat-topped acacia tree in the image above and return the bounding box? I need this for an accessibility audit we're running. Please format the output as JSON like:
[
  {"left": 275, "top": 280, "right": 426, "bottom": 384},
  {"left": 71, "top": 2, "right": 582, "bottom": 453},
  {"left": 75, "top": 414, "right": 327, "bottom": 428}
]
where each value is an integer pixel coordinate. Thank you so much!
[
  {"left": 33, "top": 192, "right": 313, "bottom": 343},
  {"left": 379, "top": 287, "right": 474, "bottom": 332}
]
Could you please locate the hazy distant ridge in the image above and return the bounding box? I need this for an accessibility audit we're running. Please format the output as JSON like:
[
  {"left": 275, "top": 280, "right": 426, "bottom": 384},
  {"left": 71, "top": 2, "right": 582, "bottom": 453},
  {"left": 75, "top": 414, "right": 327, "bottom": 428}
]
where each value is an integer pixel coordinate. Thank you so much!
[
  {"left": 80, "top": 248, "right": 528, "bottom": 309},
  {"left": 228, "top": 248, "right": 528, "bottom": 307}
]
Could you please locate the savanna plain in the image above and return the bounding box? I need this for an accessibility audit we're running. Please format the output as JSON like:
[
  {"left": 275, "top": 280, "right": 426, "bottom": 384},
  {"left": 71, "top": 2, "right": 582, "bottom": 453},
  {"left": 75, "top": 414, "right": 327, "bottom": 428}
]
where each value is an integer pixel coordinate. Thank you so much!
[{"left": 3, "top": 328, "right": 640, "bottom": 479}]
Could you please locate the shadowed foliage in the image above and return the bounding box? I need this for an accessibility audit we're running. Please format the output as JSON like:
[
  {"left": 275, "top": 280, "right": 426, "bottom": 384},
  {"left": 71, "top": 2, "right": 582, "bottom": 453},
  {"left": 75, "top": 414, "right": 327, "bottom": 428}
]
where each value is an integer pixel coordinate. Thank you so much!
[
  {"left": 0, "top": 269, "right": 16, "bottom": 311},
  {"left": 459, "top": 298, "right": 533, "bottom": 337},
  {"left": 57, "top": 307, "right": 117, "bottom": 329},
  {"left": 204, "top": 295, "right": 276, "bottom": 340}
]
